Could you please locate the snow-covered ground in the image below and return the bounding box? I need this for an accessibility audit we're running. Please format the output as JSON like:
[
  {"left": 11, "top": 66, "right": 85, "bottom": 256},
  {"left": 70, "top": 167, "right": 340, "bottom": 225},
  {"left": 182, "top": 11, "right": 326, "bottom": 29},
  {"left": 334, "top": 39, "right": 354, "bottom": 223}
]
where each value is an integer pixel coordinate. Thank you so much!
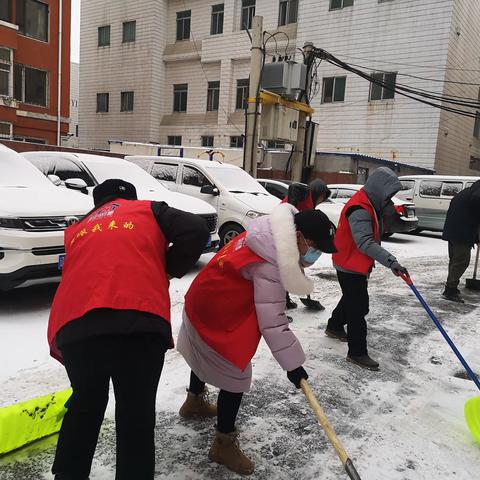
[{"left": 1, "top": 232, "right": 479, "bottom": 479}]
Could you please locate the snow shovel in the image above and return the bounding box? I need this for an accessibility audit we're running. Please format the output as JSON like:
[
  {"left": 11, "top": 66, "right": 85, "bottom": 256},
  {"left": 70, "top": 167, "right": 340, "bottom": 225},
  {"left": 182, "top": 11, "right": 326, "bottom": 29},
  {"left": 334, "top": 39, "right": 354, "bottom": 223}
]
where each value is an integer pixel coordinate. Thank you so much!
[
  {"left": 466, "top": 244, "right": 480, "bottom": 291},
  {"left": 0, "top": 388, "right": 72, "bottom": 456},
  {"left": 399, "top": 273, "right": 480, "bottom": 444},
  {"left": 300, "top": 379, "right": 362, "bottom": 479}
]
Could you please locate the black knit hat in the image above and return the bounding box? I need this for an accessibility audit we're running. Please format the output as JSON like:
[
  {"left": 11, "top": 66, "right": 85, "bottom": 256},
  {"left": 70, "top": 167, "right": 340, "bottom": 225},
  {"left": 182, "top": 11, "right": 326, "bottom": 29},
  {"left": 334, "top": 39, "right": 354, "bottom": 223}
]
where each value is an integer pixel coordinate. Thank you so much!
[
  {"left": 93, "top": 179, "right": 137, "bottom": 206},
  {"left": 294, "top": 210, "right": 337, "bottom": 253}
]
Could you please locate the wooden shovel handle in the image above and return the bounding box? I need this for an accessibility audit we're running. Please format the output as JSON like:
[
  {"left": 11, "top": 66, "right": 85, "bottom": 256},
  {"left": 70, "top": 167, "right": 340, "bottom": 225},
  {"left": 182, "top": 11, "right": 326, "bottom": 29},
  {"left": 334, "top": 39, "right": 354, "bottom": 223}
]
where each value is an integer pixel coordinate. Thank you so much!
[{"left": 300, "top": 379, "right": 349, "bottom": 465}]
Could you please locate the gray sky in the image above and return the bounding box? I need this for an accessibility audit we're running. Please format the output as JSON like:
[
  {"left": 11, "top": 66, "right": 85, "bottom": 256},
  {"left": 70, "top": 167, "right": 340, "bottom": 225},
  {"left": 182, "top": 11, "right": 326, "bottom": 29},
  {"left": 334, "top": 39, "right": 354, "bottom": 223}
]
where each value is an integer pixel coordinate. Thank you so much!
[{"left": 71, "top": 0, "right": 80, "bottom": 63}]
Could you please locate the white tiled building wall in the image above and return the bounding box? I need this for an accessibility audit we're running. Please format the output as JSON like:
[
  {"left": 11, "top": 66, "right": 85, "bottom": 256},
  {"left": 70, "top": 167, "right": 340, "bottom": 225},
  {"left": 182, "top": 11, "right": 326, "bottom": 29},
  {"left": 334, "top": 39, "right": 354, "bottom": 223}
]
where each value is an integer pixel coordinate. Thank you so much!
[{"left": 79, "top": 0, "right": 480, "bottom": 174}]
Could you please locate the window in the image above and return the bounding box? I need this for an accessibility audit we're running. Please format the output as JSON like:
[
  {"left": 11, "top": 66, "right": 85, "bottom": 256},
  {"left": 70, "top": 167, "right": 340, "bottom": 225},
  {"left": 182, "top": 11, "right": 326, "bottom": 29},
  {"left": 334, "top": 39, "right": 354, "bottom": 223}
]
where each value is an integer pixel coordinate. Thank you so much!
[
  {"left": 0, "top": 0, "right": 12, "bottom": 22},
  {"left": 122, "top": 21, "right": 136, "bottom": 43},
  {"left": 336, "top": 188, "right": 356, "bottom": 202},
  {"left": 0, "top": 122, "right": 12, "bottom": 139},
  {"left": 14, "top": 64, "right": 48, "bottom": 106},
  {"left": 370, "top": 72, "right": 396, "bottom": 101},
  {"left": 173, "top": 84, "right": 188, "bottom": 112},
  {"left": 207, "top": 81, "right": 220, "bottom": 112},
  {"left": 230, "top": 135, "right": 244, "bottom": 148},
  {"left": 176, "top": 10, "right": 191, "bottom": 41},
  {"left": 266, "top": 140, "right": 286, "bottom": 149},
  {"left": 168, "top": 135, "right": 182, "bottom": 146},
  {"left": 121, "top": 91, "right": 134, "bottom": 112},
  {"left": 13, "top": 135, "right": 46, "bottom": 144},
  {"left": 241, "top": 0, "right": 255, "bottom": 30},
  {"left": 236, "top": 78, "right": 249, "bottom": 110},
  {"left": 16, "top": 0, "right": 49, "bottom": 42},
  {"left": 211, "top": 4, "right": 224, "bottom": 35},
  {"left": 278, "top": 0, "right": 298, "bottom": 26},
  {"left": 419, "top": 181, "right": 442, "bottom": 197},
  {"left": 53, "top": 158, "right": 95, "bottom": 186},
  {"left": 98, "top": 25, "right": 110, "bottom": 47},
  {"left": 0, "top": 48, "right": 11, "bottom": 97},
  {"left": 75, "top": 125, "right": 79, "bottom": 137},
  {"left": 441, "top": 182, "right": 463, "bottom": 197},
  {"left": 151, "top": 163, "right": 178, "bottom": 183},
  {"left": 330, "top": 0, "right": 354, "bottom": 10},
  {"left": 469, "top": 158, "right": 480, "bottom": 172},
  {"left": 322, "top": 76, "right": 346, "bottom": 103},
  {"left": 183, "top": 166, "right": 210, "bottom": 188},
  {"left": 96, "top": 93, "right": 109, "bottom": 112},
  {"left": 202, "top": 136, "right": 214, "bottom": 147}
]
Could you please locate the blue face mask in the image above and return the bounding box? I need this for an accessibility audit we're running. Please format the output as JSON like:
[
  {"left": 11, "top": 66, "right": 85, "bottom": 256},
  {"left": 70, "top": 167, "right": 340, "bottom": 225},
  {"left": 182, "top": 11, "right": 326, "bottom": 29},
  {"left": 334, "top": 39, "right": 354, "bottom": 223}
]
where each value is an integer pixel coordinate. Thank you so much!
[{"left": 302, "top": 247, "right": 323, "bottom": 266}]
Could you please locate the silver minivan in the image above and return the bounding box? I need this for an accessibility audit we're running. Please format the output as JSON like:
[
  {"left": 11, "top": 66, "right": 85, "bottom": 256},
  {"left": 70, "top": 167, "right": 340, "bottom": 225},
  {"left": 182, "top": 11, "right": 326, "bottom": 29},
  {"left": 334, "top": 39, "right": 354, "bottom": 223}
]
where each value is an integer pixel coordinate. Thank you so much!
[{"left": 397, "top": 175, "right": 480, "bottom": 232}]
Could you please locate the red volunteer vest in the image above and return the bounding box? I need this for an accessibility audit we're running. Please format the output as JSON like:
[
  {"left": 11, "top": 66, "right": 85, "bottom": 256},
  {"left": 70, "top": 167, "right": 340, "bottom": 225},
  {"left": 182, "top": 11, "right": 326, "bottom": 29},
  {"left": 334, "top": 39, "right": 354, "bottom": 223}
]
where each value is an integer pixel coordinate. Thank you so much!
[
  {"left": 281, "top": 192, "right": 314, "bottom": 212},
  {"left": 185, "top": 232, "right": 266, "bottom": 371},
  {"left": 48, "top": 199, "right": 170, "bottom": 361},
  {"left": 332, "top": 189, "right": 380, "bottom": 274}
]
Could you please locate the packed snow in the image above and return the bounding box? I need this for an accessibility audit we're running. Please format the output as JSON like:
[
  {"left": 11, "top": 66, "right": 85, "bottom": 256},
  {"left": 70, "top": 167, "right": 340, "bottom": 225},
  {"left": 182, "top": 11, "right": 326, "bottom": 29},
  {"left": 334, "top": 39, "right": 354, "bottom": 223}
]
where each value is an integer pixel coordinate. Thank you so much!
[{"left": 0, "top": 232, "right": 479, "bottom": 479}]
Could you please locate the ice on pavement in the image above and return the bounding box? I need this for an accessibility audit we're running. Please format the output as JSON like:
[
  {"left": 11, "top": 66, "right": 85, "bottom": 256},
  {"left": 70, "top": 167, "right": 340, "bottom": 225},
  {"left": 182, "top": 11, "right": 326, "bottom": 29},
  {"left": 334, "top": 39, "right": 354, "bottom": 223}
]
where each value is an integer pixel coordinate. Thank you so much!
[{"left": 0, "top": 232, "right": 479, "bottom": 479}]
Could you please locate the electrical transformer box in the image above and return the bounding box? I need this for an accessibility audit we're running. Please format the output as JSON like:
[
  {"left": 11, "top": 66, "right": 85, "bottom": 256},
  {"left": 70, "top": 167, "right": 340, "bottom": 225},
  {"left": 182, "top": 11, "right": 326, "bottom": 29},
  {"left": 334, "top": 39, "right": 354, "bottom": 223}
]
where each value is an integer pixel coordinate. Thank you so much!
[
  {"left": 261, "top": 62, "right": 307, "bottom": 99},
  {"left": 260, "top": 104, "right": 299, "bottom": 143}
]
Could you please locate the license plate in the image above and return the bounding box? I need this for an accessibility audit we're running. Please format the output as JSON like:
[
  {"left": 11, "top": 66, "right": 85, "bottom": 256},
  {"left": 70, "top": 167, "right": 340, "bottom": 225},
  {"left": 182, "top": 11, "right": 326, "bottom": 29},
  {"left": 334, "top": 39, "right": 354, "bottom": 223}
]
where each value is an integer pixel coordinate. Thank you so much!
[
  {"left": 206, "top": 237, "right": 212, "bottom": 248},
  {"left": 58, "top": 254, "right": 65, "bottom": 270}
]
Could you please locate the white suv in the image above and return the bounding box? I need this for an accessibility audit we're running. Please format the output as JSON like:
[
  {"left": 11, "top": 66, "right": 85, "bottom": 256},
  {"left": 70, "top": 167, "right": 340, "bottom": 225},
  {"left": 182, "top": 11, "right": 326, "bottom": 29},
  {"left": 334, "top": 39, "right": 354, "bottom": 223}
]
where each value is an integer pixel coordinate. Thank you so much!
[
  {"left": 0, "top": 145, "right": 93, "bottom": 290},
  {"left": 23, "top": 151, "right": 220, "bottom": 251},
  {"left": 126, "top": 156, "right": 280, "bottom": 245}
]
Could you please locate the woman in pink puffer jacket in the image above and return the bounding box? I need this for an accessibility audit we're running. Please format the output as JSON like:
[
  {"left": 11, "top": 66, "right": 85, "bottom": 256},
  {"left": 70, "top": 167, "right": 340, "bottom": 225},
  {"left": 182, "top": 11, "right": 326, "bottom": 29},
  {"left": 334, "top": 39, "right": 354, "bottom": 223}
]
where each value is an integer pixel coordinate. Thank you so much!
[{"left": 177, "top": 203, "right": 336, "bottom": 476}]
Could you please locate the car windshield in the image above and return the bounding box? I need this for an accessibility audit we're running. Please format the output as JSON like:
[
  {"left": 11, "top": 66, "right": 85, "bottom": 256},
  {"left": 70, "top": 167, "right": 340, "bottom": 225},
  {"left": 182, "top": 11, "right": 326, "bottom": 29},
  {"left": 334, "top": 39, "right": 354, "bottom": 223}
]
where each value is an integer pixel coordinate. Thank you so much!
[
  {"left": 0, "top": 152, "right": 52, "bottom": 187},
  {"left": 87, "top": 161, "right": 168, "bottom": 190},
  {"left": 205, "top": 166, "right": 267, "bottom": 194}
]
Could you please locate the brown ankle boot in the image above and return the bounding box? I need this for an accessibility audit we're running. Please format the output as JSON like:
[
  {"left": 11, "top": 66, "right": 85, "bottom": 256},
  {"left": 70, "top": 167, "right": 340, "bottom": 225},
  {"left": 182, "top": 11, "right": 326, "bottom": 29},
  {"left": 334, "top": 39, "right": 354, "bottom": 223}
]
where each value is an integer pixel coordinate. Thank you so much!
[
  {"left": 179, "top": 388, "right": 217, "bottom": 418},
  {"left": 208, "top": 429, "right": 254, "bottom": 475}
]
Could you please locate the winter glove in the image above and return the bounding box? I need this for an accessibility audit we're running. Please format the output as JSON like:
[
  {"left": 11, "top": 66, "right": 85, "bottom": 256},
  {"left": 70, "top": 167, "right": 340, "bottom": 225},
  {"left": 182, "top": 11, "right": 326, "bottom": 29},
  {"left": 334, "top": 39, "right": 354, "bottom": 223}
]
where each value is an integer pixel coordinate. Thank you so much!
[
  {"left": 287, "top": 366, "right": 308, "bottom": 389},
  {"left": 390, "top": 261, "right": 408, "bottom": 277}
]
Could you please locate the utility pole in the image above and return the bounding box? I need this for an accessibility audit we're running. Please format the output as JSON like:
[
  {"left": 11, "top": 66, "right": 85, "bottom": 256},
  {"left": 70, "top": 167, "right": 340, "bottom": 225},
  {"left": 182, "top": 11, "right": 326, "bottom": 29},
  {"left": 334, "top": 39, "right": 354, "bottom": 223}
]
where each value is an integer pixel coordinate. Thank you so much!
[
  {"left": 291, "top": 42, "right": 315, "bottom": 182},
  {"left": 244, "top": 16, "right": 263, "bottom": 178}
]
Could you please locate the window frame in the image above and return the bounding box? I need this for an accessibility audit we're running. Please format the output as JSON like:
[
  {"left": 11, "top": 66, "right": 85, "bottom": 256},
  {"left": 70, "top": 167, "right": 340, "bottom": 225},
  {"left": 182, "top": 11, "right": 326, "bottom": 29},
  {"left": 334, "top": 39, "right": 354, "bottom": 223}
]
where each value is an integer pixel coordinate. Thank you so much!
[
  {"left": 14, "top": 63, "right": 48, "bottom": 107},
  {"left": 230, "top": 135, "right": 244, "bottom": 148},
  {"left": 98, "top": 25, "right": 111, "bottom": 47},
  {"left": 173, "top": 83, "right": 188, "bottom": 113},
  {"left": 321, "top": 76, "right": 346, "bottom": 104},
  {"left": 210, "top": 4, "right": 224, "bottom": 35},
  {"left": 0, "top": 0, "right": 12, "bottom": 23},
  {"left": 0, "top": 121, "right": 13, "bottom": 140},
  {"left": 206, "top": 81, "right": 220, "bottom": 112},
  {"left": 236, "top": 78, "right": 249, "bottom": 110},
  {"left": 96, "top": 92, "right": 109, "bottom": 113},
  {"left": 241, "top": 0, "right": 255, "bottom": 30},
  {"left": 151, "top": 162, "right": 179, "bottom": 183},
  {"left": 419, "top": 180, "right": 443, "bottom": 198},
  {"left": 120, "top": 91, "right": 134, "bottom": 112},
  {"left": 0, "top": 48, "right": 12, "bottom": 97},
  {"left": 16, "top": 0, "right": 49, "bottom": 43},
  {"left": 182, "top": 165, "right": 211, "bottom": 188},
  {"left": 329, "top": 0, "right": 354, "bottom": 11},
  {"left": 440, "top": 182, "right": 463, "bottom": 198},
  {"left": 176, "top": 10, "right": 191, "bottom": 41},
  {"left": 122, "top": 20, "right": 136, "bottom": 43},
  {"left": 369, "top": 72, "right": 397, "bottom": 101},
  {"left": 278, "top": 0, "right": 298, "bottom": 26}
]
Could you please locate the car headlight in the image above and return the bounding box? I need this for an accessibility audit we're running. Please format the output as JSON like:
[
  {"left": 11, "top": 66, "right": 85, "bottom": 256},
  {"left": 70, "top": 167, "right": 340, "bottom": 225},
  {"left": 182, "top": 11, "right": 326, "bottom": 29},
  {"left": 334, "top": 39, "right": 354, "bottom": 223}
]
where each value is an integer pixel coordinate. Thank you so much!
[
  {"left": 246, "top": 211, "right": 263, "bottom": 219},
  {"left": 0, "top": 218, "right": 23, "bottom": 229}
]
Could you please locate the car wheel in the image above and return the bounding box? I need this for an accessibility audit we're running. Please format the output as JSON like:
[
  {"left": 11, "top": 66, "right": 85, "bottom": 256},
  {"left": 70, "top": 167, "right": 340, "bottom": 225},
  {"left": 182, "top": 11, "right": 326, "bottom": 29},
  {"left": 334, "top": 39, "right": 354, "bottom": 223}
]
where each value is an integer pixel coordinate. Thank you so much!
[{"left": 219, "top": 223, "right": 245, "bottom": 247}]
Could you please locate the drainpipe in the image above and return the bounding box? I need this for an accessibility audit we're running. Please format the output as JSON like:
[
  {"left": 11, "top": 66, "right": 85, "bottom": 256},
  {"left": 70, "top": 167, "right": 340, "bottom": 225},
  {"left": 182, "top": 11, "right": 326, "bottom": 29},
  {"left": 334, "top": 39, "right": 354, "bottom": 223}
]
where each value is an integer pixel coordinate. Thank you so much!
[{"left": 57, "top": 0, "right": 62, "bottom": 145}]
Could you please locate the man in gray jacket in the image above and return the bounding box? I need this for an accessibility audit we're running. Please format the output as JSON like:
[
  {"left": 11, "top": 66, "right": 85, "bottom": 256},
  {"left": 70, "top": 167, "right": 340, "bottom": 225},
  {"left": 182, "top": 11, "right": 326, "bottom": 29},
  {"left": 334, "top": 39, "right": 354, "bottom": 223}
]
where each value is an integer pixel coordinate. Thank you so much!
[{"left": 326, "top": 167, "right": 408, "bottom": 370}]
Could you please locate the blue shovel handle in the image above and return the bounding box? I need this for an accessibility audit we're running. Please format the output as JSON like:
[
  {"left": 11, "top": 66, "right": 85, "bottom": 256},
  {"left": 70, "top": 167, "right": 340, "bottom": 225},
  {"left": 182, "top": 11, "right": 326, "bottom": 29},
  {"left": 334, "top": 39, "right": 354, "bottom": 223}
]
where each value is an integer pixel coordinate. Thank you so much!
[{"left": 399, "top": 272, "right": 480, "bottom": 392}]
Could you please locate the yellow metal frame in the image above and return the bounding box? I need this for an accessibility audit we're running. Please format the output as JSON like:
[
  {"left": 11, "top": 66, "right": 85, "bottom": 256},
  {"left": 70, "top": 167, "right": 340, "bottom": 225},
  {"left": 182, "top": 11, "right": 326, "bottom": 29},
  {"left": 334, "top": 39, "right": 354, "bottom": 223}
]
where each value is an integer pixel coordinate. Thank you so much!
[{"left": 247, "top": 90, "right": 315, "bottom": 115}]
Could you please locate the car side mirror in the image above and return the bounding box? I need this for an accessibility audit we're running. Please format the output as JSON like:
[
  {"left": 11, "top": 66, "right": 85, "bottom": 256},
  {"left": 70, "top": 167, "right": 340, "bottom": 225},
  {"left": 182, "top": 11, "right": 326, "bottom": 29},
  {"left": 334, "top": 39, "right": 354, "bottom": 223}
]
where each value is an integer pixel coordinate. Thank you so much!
[
  {"left": 200, "top": 184, "right": 219, "bottom": 196},
  {"left": 47, "top": 174, "right": 62, "bottom": 186},
  {"left": 65, "top": 178, "right": 88, "bottom": 193}
]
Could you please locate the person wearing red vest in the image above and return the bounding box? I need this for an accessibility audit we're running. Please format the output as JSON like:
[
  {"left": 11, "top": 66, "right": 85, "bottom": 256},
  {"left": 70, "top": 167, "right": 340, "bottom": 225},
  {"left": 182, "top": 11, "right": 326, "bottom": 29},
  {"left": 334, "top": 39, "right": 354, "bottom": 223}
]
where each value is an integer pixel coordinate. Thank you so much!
[
  {"left": 176, "top": 204, "right": 337, "bottom": 476},
  {"left": 325, "top": 168, "right": 408, "bottom": 371},
  {"left": 48, "top": 179, "right": 209, "bottom": 480},
  {"left": 282, "top": 179, "right": 332, "bottom": 311}
]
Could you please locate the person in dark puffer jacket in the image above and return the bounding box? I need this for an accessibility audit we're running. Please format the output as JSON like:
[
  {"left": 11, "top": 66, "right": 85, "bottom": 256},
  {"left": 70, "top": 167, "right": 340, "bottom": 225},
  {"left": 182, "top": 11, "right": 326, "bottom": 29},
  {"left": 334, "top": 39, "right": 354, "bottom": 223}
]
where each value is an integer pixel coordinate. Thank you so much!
[{"left": 442, "top": 180, "right": 480, "bottom": 303}]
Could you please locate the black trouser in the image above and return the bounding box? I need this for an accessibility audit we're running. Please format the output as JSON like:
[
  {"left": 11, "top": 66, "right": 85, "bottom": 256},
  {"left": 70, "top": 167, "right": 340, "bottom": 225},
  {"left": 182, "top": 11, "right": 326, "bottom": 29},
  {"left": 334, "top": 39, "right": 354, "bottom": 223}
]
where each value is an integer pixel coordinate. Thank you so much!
[
  {"left": 446, "top": 241, "right": 471, "bottom": 290},
  {"left": 189, "top": 371, "right": 243, "bottom": 434},
  {"left": 53, "top": 334, "right": 167, "bottom": 480},
  {"left": 327, "top": 270, "right": 369, "bottom": 356}
]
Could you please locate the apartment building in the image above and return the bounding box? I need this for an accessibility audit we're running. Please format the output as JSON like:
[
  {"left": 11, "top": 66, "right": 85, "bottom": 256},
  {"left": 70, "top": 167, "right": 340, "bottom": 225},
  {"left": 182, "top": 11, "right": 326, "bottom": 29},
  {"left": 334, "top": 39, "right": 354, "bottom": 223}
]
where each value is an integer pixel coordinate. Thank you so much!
[
  {"left": 0, "top": 0, "right": 71, "bottom": 145},
  {"left": 79, "top": 0, "right": 480, "bottom": 174}
]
